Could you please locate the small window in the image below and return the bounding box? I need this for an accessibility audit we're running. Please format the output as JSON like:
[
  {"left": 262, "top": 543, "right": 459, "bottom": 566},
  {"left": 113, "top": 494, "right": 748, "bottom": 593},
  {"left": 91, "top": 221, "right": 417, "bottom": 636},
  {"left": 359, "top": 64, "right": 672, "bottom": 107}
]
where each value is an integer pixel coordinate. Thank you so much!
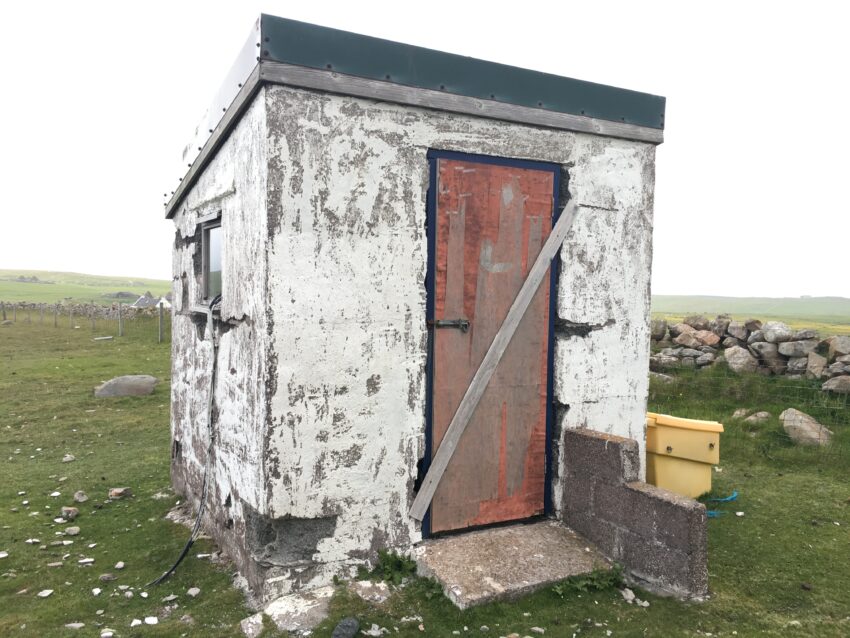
[{"left": 203, "top": 221, "right": 222, "bottom": 300}]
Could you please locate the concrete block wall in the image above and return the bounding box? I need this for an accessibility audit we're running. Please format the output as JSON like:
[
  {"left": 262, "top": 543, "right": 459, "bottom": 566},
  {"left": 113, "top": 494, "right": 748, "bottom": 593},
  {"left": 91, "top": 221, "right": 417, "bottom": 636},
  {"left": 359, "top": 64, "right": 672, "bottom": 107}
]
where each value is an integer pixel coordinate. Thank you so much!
[{"left": 560, "top": 428, "right": 708, "bottom": 598}]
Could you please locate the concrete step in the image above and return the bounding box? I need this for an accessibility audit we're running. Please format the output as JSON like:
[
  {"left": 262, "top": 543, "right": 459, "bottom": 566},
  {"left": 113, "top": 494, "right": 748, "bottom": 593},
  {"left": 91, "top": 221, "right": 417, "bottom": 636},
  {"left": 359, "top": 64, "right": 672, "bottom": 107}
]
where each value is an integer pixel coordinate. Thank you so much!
[{"left": 414, "top": 519, "right": 611, "bottom": 609}]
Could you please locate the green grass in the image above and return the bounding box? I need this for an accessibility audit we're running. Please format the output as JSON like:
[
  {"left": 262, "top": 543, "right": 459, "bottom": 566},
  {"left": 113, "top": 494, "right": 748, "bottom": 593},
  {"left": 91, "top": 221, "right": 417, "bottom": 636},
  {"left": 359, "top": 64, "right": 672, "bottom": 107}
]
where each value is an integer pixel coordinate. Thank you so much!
[
  {"left": 0, "top": 269, "right": 170, "bottom": 304},
  {"left": 652, "top": 295, "right": 850, "bottom": 336},
  {"left": 2, "top": 324, "right": 850, "bottom": 636}
]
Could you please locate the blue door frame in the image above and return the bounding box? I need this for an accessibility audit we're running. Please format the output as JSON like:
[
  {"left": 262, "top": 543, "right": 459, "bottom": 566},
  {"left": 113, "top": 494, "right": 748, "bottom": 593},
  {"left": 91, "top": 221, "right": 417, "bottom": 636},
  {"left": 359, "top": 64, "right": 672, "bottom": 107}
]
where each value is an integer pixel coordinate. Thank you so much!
[{"left": 421, "top": 148, "right": 563, "bottom": 537}]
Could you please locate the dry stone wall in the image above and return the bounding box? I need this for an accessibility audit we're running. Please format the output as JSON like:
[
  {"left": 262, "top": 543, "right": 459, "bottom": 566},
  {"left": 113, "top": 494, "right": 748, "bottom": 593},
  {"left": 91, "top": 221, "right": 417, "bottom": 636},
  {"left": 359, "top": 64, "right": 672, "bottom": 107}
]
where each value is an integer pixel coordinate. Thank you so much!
[{"left": 650, "top": 315, "right": 850, "bottom": 394}]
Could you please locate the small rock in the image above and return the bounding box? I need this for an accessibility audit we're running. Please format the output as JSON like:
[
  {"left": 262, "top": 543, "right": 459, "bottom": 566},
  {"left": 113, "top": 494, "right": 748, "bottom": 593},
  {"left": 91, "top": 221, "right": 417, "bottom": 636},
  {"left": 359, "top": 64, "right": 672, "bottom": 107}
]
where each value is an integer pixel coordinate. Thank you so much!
[
  {"left": 736, "top": 511, "right": 745, "bottom": 517},
  {"left": 240, "top": 612, "right": 264, "bottom": 638},
  {"left": 47, "top": 561, "right": 63, "bottom": 568},
  {"left": 731, "top": 408, "right": 751, "bottom": 420},
  {"left": 124, "top": 591, "right": 134, "bottom": 599},
  {"left": 24, "top": 538, "right": 40, "bottom": 544},
  {"left": 78, "top": 558, "right": 94, "bottom": 565},
  {"left": 801, "top": 582, "right": 813, "bottom": 591},
  {"left": 130, "top": 619, "right": 142, "bottom": 627},
  {"left": 140, "top": 591, "right": 148, "bottom": 598},
  {"left": 530, "top": 628, "right": 545, "bottom": 634},
  {"left": 94, "top": 375, "right": 158, "bottom": 397},
  {"left": 620, "top": 587, "right": 636, "bottom": 603},
  {"left": 62, "top": 454, "right": 76, "bottom": 463},
  {"left": 61, "top": 506, "right": 79, "bottom": 521},
  {"left": 331, "top": 617, "right": 360, "bottom": 638},
  {"left": 37, "top": 589, "right": 53, "bottom": 598},
  {"left": 162, "top": 594, "right": 178, "bottom": 602},
  {"left": 144, "top": 615, "right": 158, "bottom": 624},
  {"left": 92, "top": 588, "right": 102, "bottom": 596},
  {"left": 65, "top": 527, "right": 80, "bottom": 536},
  {"left": 0, "top": 551, "right": 8, "bottom": 559},
  {"left": 187, "top": 586, "right": 200, "bottom": 597},
  {"left": 114, "top": 561, "right": 125, "bottom": 570},
  {"left": 49, "top": 491, "right": 61, "bottom": 497},
  {"left": 64, "top": 623, "right": 85, "bottom": 630},
  {"left": 361, "top": 624, "right": 389, "bottom": 636},
  {"left": 101, "top": 629, "right": 115, "bottom": 638},
  {"left": 99, "top": 573, "right": 116, "bottom": 582},
  {"left": 108, "top": 487, "right": 132, "bottom": 499},
  {"left": 744, "top": 411, "right": 770, "bottom": 424},
  {"left": 73, "top": 491, "right": 88, "bottom": 503}
]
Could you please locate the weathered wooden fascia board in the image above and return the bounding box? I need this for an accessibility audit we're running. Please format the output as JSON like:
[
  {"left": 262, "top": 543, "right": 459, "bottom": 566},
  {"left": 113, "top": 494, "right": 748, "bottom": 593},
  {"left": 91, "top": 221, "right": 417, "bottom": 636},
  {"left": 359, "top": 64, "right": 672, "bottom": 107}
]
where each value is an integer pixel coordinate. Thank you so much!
[
  {"left": 409, "top": 200, "right": 580, "bottom": 523},
  {"left": 164, "top": 64, "right": 262, "bottom": 219},
  {"left": 258, "top": 62, "right": 664, "bottom": 146}
]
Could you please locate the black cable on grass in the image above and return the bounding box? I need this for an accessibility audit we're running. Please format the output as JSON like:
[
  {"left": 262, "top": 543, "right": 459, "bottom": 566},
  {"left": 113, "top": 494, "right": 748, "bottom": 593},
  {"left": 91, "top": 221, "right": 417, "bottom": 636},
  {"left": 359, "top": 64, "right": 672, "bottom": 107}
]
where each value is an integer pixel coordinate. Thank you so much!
[{"left": 148, "top": 294, "right": 221, "bottom": 586}]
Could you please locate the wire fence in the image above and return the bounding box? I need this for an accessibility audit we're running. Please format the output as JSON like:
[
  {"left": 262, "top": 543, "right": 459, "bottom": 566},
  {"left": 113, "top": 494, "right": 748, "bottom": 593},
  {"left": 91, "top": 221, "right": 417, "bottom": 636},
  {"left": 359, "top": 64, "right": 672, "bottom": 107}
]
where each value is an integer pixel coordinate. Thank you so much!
[
  {"left": 0, "top": 301, "right": 171, "bottom": 343},
  {"left": 649, "top": 363, "right": 850, "bottom": 468}
]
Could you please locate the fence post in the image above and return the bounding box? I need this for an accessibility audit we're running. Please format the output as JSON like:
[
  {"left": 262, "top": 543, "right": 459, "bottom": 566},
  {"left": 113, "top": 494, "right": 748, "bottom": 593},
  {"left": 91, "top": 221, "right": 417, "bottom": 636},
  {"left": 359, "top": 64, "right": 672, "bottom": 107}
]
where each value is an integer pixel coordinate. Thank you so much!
[
  {"left": 158, "top": 303, "right": 164, "bottom": 343},
  {"left": 54, "top": 304, "right": 58, "bottom": 328},
  {"left": 26, "top": 306, "right": 31, "bottom": 323},
  {"left": 118, "top": 302, "right": 124, "bottom": 337},
  {"left": 1, "top": 301, "right": 5, "bottom": 321},
  {"left": 90, "top": 305, "right": 96, "bottom": 331},
  {"left": 40, "top": 304, "right": 44, "bottom": 324},
  {"left": 69, "top": 306, "right": 74, "bottom": 329},
  {"left": 13, "top": 304, "right": 17, "bottom": 322}
]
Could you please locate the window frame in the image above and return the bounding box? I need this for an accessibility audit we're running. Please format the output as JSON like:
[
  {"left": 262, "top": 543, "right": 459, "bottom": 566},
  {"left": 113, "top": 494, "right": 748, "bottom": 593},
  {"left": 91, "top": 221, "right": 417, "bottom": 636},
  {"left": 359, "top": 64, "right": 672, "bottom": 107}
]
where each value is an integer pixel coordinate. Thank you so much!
[{"left": 198, "top": 211, "right": 222, "bottom": 304}]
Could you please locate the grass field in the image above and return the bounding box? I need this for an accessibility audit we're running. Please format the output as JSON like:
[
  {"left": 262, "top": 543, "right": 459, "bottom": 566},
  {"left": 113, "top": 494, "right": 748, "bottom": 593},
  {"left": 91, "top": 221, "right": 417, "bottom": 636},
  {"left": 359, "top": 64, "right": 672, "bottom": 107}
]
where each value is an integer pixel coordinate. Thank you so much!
[
  {"left": 2, "top": 322, "right": 850, "bottom": 636},
  {"left": 0, "top": 269, "right": 170, "bottom": 304},
  {"left": 652, "top": 295, "right": 850, "bottom": 335}
]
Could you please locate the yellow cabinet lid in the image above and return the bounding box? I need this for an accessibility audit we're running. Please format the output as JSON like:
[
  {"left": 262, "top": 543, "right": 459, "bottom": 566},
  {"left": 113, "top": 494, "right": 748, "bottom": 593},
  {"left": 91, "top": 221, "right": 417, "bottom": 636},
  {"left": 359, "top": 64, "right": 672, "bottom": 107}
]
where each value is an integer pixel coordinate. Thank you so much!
[{"left": 646, "top": 412, "right": 724, "bottom": 433}]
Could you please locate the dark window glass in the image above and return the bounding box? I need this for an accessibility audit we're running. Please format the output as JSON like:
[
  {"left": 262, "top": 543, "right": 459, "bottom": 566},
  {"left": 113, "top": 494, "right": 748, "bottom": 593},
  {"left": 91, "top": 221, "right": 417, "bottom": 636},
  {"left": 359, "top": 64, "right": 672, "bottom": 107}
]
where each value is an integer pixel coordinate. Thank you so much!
[{"left": 205, "top": 224, "right": 222, "bottom": 299}]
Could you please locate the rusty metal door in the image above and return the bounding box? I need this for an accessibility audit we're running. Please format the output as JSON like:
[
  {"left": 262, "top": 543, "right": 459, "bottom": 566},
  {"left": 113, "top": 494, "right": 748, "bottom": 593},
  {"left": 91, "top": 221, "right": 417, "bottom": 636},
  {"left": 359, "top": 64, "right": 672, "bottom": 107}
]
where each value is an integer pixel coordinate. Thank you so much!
[{"left": 425, "top": 150, "right": 559, "bottom": 535}]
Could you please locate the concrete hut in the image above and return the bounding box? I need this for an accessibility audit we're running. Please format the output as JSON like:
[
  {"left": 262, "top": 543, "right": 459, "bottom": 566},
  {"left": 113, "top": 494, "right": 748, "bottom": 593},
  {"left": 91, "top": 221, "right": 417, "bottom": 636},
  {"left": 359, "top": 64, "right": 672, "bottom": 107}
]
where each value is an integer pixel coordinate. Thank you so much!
[{"left": 165, "top": 15, "right": 707, "bottom": 607}]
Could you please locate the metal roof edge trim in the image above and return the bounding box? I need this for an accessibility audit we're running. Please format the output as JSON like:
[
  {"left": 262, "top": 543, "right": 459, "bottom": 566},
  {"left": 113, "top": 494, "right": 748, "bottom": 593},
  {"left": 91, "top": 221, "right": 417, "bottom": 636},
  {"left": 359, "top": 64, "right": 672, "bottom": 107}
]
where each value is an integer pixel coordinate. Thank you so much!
[{"left": 165, "top": 61, "right": 664, "bottom": 219}]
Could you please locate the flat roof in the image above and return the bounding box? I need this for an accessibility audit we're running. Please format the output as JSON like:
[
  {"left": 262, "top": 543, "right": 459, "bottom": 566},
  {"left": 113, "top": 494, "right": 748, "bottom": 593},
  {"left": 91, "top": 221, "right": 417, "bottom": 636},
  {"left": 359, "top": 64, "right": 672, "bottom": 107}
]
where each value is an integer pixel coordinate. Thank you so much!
[{"left": 164, "top": 15, "right": 666, "bottom": 217}]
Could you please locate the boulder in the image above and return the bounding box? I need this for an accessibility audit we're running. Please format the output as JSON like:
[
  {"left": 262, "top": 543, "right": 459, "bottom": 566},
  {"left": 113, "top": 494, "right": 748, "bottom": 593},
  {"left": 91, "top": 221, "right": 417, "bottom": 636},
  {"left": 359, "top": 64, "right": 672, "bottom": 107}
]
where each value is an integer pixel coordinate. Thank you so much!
[
  {"left": 683, "top": 315, "right": 710, "bottom": 331},
  {"left": 710, "top": 315, "right": 731, "bottom": 337},
  {"left": 786, "top": 357, "right": 809, "bottom": 374},
  {"left": 680, "top": 357, "right": 697, "bottom": 368},
  {"left": 794, "top": 329, "right": 819, "bottom": 340},
  {"left": 837, "top": 355, "right": 850, "bottom": 364},
  {"left": 94, "top": 375, "right": 158, "bottom": 398},
  {"left": 669, "top": 323, "right": 696, "bottom": 338},
  {"left": 744, "top": 318, "right": 763, "bottom": 332},
  {"left": 649, "top": 371, "right": 675, "bottom": 384},
  {"left": 696, "top": 353, "right": 716, "bottom": 367},
  {"left": 649, "top": 354, "right": 679, "bottom": 372},
  {"left": 762, "top": 321, "right": 794, "bottom": 343},
  {"left": 806, "top": 352, "right": 827, "bottom": 379},
  {"left": 660, "top": 347, "right": 679, "bottom": 356},
  {"left": 722, "top": 336, "right": 743, "bottom": 349},
  {"left": 693, "top": 330, "right": 721, "bottom": 347},
  {"left": 674, "top": 333, "right": 703, "bottom": 349},
  {"left": 747, "top": 329, "right": 766, "bottom": 345},
  {"left": 726, "top": 321, "right": 749, "bottom": 341},
  {"left": 650, "top": 319, "right": 668, "bottom": 342},
  {"left": 827, "top": 362, "right": 847, "bottom": 377},
  {"left": 827, "top": 336, "right": 850, "bottom": 361},
  {"left": 678, "top": 348, "right": 703, "bottom": 358},
  {"left": 748, "top": 342, "right": 787, "bottom": 375},
  {"left": 744, "top": 411, "right": 770, "bottom": 424},
  {"left": 699, "top": 346, "right": 718, "bottom": 354},
  {"left": 725, "top": 346, "right": 759, "bottom": 374},
  {"left": 822, "top": 376, "right": 850, "bottom": 395},
  {"left": 780, "top": 408, "right": 832, "bottom": 446},
  {"left": 731, "top": 408, "right": 751, "bottom": 420},
  {"left": 777, "top": 340, "right": 819, "bottom": 357}
]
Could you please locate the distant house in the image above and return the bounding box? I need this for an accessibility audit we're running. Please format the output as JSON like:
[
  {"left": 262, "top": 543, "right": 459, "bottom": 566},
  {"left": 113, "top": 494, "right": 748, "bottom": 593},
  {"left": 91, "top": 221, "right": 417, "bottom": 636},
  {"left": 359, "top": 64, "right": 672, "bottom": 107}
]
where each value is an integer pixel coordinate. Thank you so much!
[{"left": 131, "top": 291, "right": 160, "bottom": 308}]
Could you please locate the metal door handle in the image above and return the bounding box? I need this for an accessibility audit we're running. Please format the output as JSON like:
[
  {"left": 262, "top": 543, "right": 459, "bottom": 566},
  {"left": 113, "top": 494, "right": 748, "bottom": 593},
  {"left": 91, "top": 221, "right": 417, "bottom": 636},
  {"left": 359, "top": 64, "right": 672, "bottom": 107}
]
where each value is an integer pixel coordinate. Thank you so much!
[{"left": 428, "top": 318, "right": 470, "bottom": 333}]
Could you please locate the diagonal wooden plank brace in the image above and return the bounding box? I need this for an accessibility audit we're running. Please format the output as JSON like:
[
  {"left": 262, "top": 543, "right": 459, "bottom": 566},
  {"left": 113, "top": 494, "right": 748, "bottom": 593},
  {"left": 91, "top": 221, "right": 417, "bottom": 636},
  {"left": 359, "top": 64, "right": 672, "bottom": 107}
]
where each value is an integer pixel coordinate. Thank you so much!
[{"left": 410, "top": 200, "right": 580, "bottom": 522}]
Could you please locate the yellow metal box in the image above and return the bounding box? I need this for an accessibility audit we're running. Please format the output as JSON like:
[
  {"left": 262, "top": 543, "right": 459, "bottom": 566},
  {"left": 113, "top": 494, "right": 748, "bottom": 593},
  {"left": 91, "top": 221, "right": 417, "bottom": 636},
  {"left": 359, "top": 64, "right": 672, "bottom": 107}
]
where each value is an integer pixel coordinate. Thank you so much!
[{"left": 645, "top": 412, "right": 724, "bottom": 498}]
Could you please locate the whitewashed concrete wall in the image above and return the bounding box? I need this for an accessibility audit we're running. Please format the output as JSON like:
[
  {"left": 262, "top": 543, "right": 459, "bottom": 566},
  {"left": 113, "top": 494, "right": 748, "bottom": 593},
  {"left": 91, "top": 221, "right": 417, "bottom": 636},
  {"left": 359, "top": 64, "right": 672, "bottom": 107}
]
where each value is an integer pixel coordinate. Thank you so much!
[
  {"left": 262, "top": 85, "right": 655, "bottom": 590},
  {"left": 170, "top": 91, "right": 270, "bottom": 568}
]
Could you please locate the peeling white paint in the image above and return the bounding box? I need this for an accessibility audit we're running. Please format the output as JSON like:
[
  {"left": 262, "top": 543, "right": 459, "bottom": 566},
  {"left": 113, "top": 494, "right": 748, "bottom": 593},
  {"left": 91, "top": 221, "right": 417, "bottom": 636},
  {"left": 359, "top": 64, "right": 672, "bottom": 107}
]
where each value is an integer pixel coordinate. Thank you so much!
[{"left": 170, "top": 83, "right": 656, "bottom": 600}]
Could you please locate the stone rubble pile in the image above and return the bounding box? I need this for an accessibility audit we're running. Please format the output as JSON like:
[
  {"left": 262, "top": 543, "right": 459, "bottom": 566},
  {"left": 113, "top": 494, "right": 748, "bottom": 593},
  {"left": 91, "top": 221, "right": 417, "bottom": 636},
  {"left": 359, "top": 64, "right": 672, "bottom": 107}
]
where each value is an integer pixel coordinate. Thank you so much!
[{"left": 650, "top": 315, "right": 850, "bottom": 393}]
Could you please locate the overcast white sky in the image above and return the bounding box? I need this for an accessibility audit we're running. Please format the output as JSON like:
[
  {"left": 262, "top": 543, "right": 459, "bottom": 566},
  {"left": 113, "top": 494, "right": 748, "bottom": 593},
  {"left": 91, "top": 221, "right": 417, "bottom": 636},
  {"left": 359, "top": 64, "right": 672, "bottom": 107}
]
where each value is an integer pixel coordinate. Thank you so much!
[{"left": 1, "top": 1, "right": 847, "bottom": 297}]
